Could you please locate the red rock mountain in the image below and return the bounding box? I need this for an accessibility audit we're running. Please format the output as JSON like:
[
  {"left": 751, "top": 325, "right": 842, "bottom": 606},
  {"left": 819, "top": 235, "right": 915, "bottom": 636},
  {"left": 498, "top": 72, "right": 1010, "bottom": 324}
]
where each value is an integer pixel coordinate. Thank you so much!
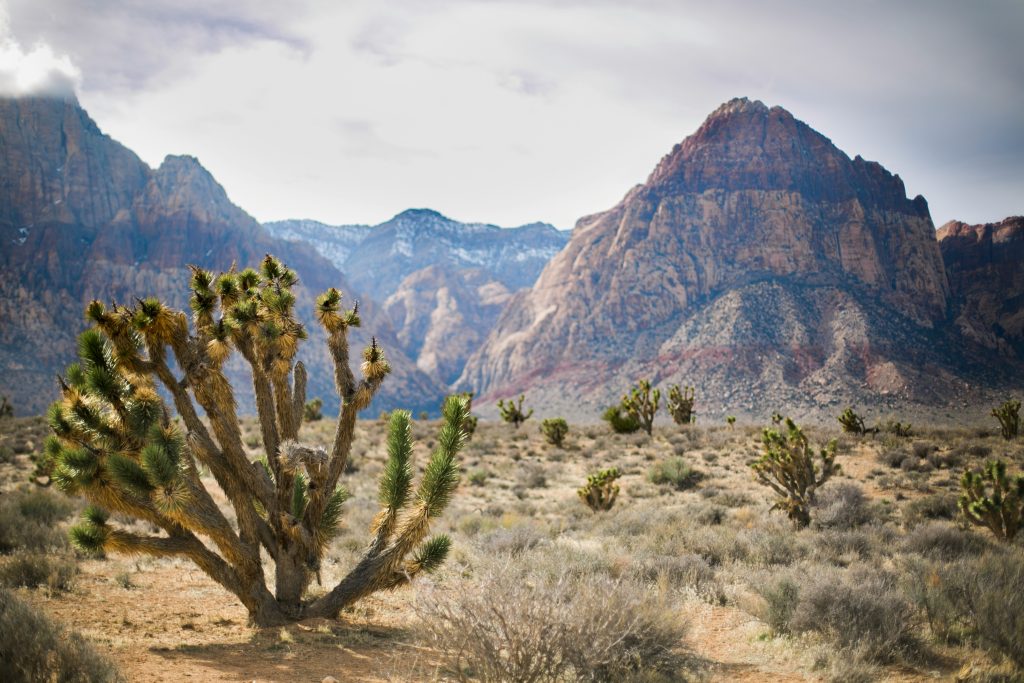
[
  {"left": 460, "top": 98, "right": 1012, "bottom": 420},
  {"left": 0, "top": 96, "right": 443, "bottom": 415},
  {"left": 938, "top": 216, "right": 1024, "bottom": 358}
]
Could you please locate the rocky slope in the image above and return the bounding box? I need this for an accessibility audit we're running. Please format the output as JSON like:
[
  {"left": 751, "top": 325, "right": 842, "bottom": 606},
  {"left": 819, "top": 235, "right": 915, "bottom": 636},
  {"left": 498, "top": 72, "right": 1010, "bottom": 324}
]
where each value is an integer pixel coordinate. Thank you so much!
[
  {"left": 0, "top": 96, "right": 444, "bottom": 416},
  {"left": 938, "top": 216, "right": 1024, "bottom": 358},
  {"left": 266, "top": 210, "right": 568, "bottom": 385},
  {"left": 460, "top": 98, "right": 1013, "bottom": 420}
]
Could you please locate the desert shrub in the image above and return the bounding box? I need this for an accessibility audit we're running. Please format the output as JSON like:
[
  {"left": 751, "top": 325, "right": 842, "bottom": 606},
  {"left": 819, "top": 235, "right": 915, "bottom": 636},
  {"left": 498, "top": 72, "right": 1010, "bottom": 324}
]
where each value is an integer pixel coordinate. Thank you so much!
[
  {"left": 908, "top": 549, "right": 1024, "bottom": 667},
  {"left": 647, "top": 456, "right": 699, "bottom": 490},
  {"left": 0, "top": 489, "right": 73, "bottom": 553},
  {"left": 416, "top": 557, "right": 691, "bottom": 682},
  {"left": 638, "top": 553, "right": 724, "bottom": 604},
  {"left": 902, "top": 522, "right": 992, "bottom": 560},
  {"left": 911, "top": 442, "right": 934, "bottom": 460},
  {"left": 812, "top": 482, "right": 872, "bottom": 530},
  {"left": 785, "top": 565, "right": 920, "bottom": 662},
  {"left": 756, "top": 574, "right": 800, "bottom": 634},
  {"left": 0, "top": 445, "right": 14, "bottom": 464},
  {"left": 467, "top": 469, "right": 489, "bottom": 487},
  {"left": 810, "top": 528, "right": 881, "bottom": 565},
  {"left": 0, "top": 586, "right": 120, "bottom": 682},
  {"left": 475, "top": 526, "right": 546, "bottom": 558},
  {"left": 741, "top": 526, "right": 807, "bottom": 566},
  {"left": 878, "top": 448, "right": 909, "bottom": 469},
  {"left": 901, "top": 494, "right": 958, "bottom": 527},
  {"left": 516, "top": 464, "right": 547, "bottom": 489},
  {"left": 602, "top": 405, "right": 641, "bottom": 434},
  {"left": 0, "top": 553, "right": 76, "bottom": 593}
]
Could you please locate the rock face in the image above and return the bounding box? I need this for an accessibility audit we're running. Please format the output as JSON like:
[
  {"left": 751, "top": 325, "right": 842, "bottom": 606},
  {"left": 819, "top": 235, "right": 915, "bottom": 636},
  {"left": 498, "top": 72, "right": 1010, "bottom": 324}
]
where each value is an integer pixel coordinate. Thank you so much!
[
  {"left": 383, "top": 266, "right": 512, "bottom": 385},
  {"left": 266, "top": 209, "right": 568, "bottom": 386},
  {"left": 460, "top": 98, "right": 995, "bottom": 420},
  {"left": 938, "top": 217, "right": 1024, "bottom": 357},
  {"left": 0, "top": 96, "right": 444, "bottom": 416}
]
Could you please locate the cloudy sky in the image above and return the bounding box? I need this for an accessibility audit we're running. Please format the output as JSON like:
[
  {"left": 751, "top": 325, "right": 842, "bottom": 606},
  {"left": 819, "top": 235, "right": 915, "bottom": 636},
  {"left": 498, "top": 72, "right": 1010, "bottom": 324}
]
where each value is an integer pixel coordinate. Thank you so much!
[{"left": 0, "top": 0, "right": 1021, "bottom": 229}]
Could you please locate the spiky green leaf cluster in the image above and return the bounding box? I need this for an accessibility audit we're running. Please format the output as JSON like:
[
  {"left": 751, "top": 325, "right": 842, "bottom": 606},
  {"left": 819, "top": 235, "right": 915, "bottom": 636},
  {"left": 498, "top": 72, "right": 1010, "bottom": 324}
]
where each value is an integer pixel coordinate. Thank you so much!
[
  {"left": 621, "top": 379, "right": 660, "bottom": 436},
  {"left": 991, "top": 399, "right": 1020, "bottom": 441},
  {"left": 578, "top": 467, "right": 621, "bottom": 512},
  {"left": 497, "top": 394, "right": 533, "bottom": 428},
  {"left": 666, "top": 384, "right": 695, "bottom": 426},
  {"left": 540, "top": 417, "right": 569, "bottom": 447},
  {"left": 837, "top": 407, "right": 867, "bottom": 435},
  {"left": 959, "top": 459, "right": 1024, "bottom": 542}
]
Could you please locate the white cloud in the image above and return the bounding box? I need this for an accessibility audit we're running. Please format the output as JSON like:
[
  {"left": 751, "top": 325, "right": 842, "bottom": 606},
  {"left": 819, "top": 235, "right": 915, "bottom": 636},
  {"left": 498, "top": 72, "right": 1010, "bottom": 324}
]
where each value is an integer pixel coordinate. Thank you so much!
[{"left": 0, "top": 38, "right": 80, "bottom": 97}]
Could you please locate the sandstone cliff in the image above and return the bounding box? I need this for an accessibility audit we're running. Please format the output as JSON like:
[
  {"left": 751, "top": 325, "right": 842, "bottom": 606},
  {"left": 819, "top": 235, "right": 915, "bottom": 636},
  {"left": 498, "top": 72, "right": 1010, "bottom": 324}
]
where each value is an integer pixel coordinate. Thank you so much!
[
  {"left": 460, "top": 98, "right": 1001, "bottom": 420},
  {"left": 938, "top": 216, "right": 1024, "bottom": 357},
  {"left": 0, "top": 96, "right": 443, "bottom": 415}
]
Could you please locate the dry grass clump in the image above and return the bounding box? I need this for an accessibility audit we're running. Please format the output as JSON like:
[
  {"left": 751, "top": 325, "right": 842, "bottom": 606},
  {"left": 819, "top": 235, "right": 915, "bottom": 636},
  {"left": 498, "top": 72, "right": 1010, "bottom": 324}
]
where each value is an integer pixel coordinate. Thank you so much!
[
  {"left": 907, "top": 547, "right": 1024, "bottom": 668},
  {"left": 0, "top": 586, "right": 121, "bottom": 682},
  {"left": 0, "top": 487, "right": 75, "bottom": 553},
  {"left": 755, "top": 563, "right": 922, "bottom": 664},
  {"left": 0, "top": 553, "right": 76, "bottom": 593},
  {"left": 416, "top": 548, "right": 694, "bottom": 682}
]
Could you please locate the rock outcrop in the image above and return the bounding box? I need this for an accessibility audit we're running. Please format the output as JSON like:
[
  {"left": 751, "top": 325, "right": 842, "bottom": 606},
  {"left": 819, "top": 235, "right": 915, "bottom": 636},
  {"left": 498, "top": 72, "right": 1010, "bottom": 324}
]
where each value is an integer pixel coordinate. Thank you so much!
[
  {"left": 938, "top": 216, "right": 1024, "bottom": 357},
  {"left": 0, "top": 96, "right": 443, "bottom": 415},
  {"left": 267, "top": 209, "right": 568, "bottom": 386},
  {"left": 460, "top": 98, "right": 999, "bottom": 420}
]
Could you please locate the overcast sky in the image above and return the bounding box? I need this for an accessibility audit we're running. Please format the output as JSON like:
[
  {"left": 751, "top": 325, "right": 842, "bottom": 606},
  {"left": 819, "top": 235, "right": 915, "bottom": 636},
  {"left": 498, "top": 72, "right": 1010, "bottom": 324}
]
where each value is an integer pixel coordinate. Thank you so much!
[{"left": 1, "top": 0, "right": 1021, "bottom": 229}]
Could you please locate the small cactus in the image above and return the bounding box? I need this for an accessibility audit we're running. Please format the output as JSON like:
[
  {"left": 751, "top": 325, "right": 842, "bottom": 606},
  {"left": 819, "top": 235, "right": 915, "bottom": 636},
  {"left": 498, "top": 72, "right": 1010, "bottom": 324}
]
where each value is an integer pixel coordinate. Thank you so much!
[
  {"left": 991, "top": 399, "right": 1020, "bottom": 440},
  {"left": 578, "top": 467, "right": 621, "bottom": 512},
  {"left": 751, "top": 417, "right": 839, "bottom": 528},
  {"left": 622, "top": 379, "right": 660, "bottom": 436},
  {"left": 837, "top": 407, "right": 867, "bottom": 435},
  {"left": 959, "top": 460, "right": 1023, "bottom": 542},
  {"left": 303, "top": 398, "right": 323, "bottom": 422},
  {"left": 497, "top": 394, "right": 533, "bottom": 429},
  {"left": 540, "top": 418, "right": 569, "bottom": 447},
  {"left": 666, "top": 385, "right": 696, "bottom": 426}
]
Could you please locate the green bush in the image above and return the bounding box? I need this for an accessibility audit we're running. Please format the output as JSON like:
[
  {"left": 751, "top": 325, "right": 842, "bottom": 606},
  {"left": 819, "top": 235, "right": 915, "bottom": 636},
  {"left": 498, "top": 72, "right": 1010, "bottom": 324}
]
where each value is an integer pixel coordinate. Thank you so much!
[
  {"left": 0, "top": 586, "right": 120, "bottom": 682},
  {"left": 647, "top": 456, "right": 699, "bottom": 490},
  {"left": 602, "top": 405, "right": 641, "bottom": 434},
  {"left": 0, "top": 489, "right": 74, "bottom": 553}
]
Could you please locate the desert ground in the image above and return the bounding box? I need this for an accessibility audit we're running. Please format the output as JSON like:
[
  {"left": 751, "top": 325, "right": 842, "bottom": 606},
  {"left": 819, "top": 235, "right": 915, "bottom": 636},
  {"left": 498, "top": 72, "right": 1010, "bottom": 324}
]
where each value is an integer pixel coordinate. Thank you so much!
[{"left": 1, "top": 410, "right": 1023, "bottom": 682}]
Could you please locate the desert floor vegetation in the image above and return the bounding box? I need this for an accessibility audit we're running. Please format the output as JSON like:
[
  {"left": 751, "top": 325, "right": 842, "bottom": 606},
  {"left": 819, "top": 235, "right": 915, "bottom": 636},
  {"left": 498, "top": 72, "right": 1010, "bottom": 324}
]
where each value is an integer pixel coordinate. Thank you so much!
[{"left": 2, "top": 412, "right": 1023, "bottom": 681}]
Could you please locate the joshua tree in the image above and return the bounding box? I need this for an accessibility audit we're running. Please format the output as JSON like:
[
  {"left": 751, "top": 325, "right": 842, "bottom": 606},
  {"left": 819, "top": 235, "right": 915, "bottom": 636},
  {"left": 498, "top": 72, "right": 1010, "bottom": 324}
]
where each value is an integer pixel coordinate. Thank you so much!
[
  {"left": 770, "top": 412, "right": 784, "bottom": 425},
  {"left": 540, "top": 418, "right": 569, "bottom": 447},
  {"left": 43, "top": 256, "right": 469, "bottom": 625},
  {"left": 666, "top": 385, "right": 695, "bottom": 426},
  {"left": 959, "top": 460, "right": 1023, "bottom": 542},
  {"left": 622, "top": 379, "right": 660, "bottom": 436},
  {"left": 0, "top": 395, "right": 12, "bottom": 418},
  {"left": 303, "top": 398, "right": 323, "bottom": 422},
  {"left": 837, "top": 407, "right": 867, "bottom": 435},
  {"left": 991, "top": 399, "right": 1020, "bottom": 440},
  {"left": 578, "top": 468, "right": 620, "bottom": 512},
  {"left": 750, "top": 418, "right": 838, "bottom": 528},
  {"left": 497, "top": 394, "right": 533, "bottom": 429},
  {"left": 602, "top": 405, "right": 641, "bottom": 434},
  {"left": 726, "top": 416, "right": 736, "bottom": 428}
]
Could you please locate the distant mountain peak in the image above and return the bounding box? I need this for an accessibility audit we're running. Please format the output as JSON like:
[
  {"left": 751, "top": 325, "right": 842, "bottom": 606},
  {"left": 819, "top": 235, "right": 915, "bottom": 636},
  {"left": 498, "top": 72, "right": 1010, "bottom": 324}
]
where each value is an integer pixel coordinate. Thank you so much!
[{"left": 707, "top": 96, "right": 771, "bottom": 119}]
